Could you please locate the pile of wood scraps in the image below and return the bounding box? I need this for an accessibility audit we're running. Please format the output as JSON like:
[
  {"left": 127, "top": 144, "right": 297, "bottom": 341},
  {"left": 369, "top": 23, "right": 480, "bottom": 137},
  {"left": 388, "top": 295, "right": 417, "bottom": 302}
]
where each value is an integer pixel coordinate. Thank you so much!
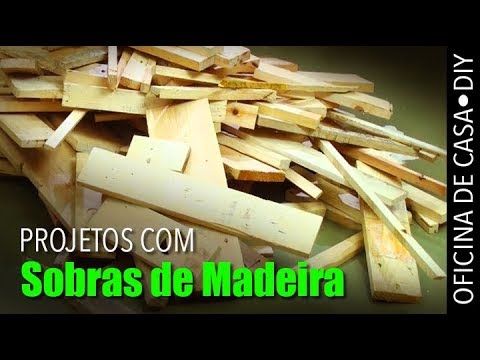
[{"left": 0, "top": 46, "right": 447, "bottom": 311}]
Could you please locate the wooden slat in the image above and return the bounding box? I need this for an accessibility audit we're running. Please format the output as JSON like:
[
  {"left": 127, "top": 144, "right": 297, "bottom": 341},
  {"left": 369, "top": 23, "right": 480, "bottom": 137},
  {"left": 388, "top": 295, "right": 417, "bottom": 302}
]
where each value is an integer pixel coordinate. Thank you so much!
[
  {"left": 48, "top": 46, "right": 108, "bottom": 73},
  {"left": 215, "top": 46, "right": 251, "bottom": 67},
  {"left": 131, "top": 46, "right": 214, "bottom": 71},
  {"left": 220, "top": 145, "right": 285, "bottom": 182},
  {"left": 151, "top": 85, "right": 276, "bottom": 102},
  {"left": 338, "top": 145, "right": 447, "bottom": 197},
  {"left": 116, "top": 49, "right": 132, "bottom": 88},
  {"left": 220, "top": 77, "right": 346, "bottom": 92},
  {"left": 120, "top": 51, "right": 156, "bottom": 91},
  {"left": 256, "top": 102, "right": 323, "bottom": 129},
  {"left": 179, "top": 46, "right": 224, "bottom": 57},
  {"left": 284, "top": 168, "right": 322, "bottom": 199},
  {"left": 0, "top": 114, "right": 53, "bottom": 148},
  {"left": 153, "top": 65, "right": 222, "bottom": 85},
  {"left": 317, "top": 92, "right": 393, "bottom": 120},
  {"left": 78, "top": 148, "right": 322, "bottom": 255},
  {"left": 319, "top": 140, "right": 445, "bottom": 279},
  {"left": 107, "top": 46, "right": 118, "bottom": 90},
  {"left": 412, "top": 210, "right": 439, "bottom": 234},
  {"left": 10, "top": 76, "right": 63, "bottom": 99},
  {"left": 217, "top": 133, "right": 291, "bottom": 170},
  {"left": 402, "top": 182, "right": 447, "bottom": 223},
  {"left": 298, "top": 71, "right": 374, "bottom": 93},
  {"left": 0, "top": 58, "right": 42, "bottom": 75},
  {"left": 0, "top": 96, "right": 66, "bottom": 112},
  {"left": 260, "top": 58, "right": 298, "bottom": 72},
  {"left": 328, "top": 109, "right": 446, "bottom": 157},
  {"left": 76, "top": 63, "right": 108, "bottom": 77},
  {"left": 223, "top": 102, "right": 258, "bottom": 129},
  {"left": 44, "top": 110, "right": 88, "bottom": 149},
  {"left": 357, "top": 160, "right": 422, "bottom": 303}
]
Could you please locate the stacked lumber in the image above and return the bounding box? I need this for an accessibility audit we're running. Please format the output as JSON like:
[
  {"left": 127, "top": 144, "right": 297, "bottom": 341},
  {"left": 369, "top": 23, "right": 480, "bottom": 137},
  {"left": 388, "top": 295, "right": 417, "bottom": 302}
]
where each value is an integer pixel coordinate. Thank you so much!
[{"left": 0, "top": 46, "right": 447, "bottom": 310}]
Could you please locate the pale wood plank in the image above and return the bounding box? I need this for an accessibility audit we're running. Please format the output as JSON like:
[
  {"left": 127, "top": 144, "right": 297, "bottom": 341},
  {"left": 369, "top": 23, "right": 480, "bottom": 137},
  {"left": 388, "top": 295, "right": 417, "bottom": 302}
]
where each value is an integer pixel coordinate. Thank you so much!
[
  {"left": 317, "top": 92, "right": 392, "bottom": 120},
  {"left": 215, "top": 46, "right": 251, "bottom": 67},
  {"left": 153, "top": 65, "right": 222, "bottom": 85},
  {"left": 412, "top": 210, "right": 439, "bottom": 234},
  {"left": 120, "top": 51, "right": 156, "bottom": 91},
  {"left": 44, "top": 110, "right": 88, "bottom": 149},
  {"left": 0, "top": 114, "right": 53, "bottom": 148},
  {"left": 260, "top": 58, "right": 298, "bottom": 72},
  {"left": 0, "top": 95, "right": 66, "bottom": 112},
  {"left": 107, "top": 46, "right": 118, "bottom": 90},
  {"left": 223, "top": 102, "right": 258, "bottom": 129},
  {"left": 10, "top": 76, "right": 63, "bottom": 99},
  {"left": 131, "top": 46, "right": 214, "bottom": 71},
  {"left": 209, "top": 100, "right": 227, "bottom": 123},
  {"left": 284, "top": 168, "right": 322, "bottom": 199},
  {"left": 298, "top": 71, "right": 374, "bottom": 93},
  {"left": 0, "top": 158, "right": 22, "bottom": 176},
  {"left": 0, "top": 58, "right": 42, "bottom": 75},
  {"left": 256, "top": 102, "right": 323, "bottom": 129},
  {"left": 179, "top": 46, "right": 224, "bottom": 57}
]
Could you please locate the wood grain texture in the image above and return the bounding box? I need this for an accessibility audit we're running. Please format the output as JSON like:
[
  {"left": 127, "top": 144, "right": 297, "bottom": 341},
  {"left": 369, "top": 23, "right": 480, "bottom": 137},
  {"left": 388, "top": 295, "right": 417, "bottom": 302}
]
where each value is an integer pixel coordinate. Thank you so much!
[
  {"left": 317, "top": 92, "right": 392, "bottom": 120},
  {"left": 0, "top": 95, "right": 66, "bottom": 112},
  {"left": 223, "top": 102, "right": 258, "bottom": 129},
  {"left": 131, "top": 46, "right": 214, "bottom": 71},
  {"left": 10, "top": 76, "right": 63, "bottom": 99},
  {"left": 151, "top": 86, "right": 276, "bottom": 102},
  {"left": 0, "top": 114, "right": 53, "bottom": 148}
]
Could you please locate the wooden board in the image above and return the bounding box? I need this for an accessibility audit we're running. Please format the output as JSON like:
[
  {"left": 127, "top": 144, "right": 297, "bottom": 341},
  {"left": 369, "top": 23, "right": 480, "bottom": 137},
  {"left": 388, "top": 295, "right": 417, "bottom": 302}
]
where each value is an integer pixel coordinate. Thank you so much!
[
  {"left": 0, "top": 114, "right": 53, "bottom": 148},
  {"left": 305, "top": 232, "right": 363, "bottom": 269},
  {"left": 179, "top": 46, "right": 223, "bottom": 57},
  {"left": 78, "top": 148, "right": 322, "bottom": 255},
  {"left": 412, "top": 210, "right": 439, "bottom": 234},
  {"left": 209, "top": 100, "right": 227, "bottom": 123},
  {"left": 284, "top": 168, "right": 322, "bottom": 199},
  {"left": 328, "top": 109, "right": 446, "bottom": 157},
  {"left": 357, "top": 160, "right": 422, "bottom": 303},
  {"left": 256, "top": 102, "right": 323, "bottom": 129},
  {"left": 319, "top": 140, "right": 445, "bottom": 279},
  {"left": 44, "top": 110, "right": 88, "bottom": 149},
  {"left": 402, "top": 182, "right": 447, "bottom": 223},
  {"left": 0, "top": 96, "right": 66, "bottom": 112},
  {"left": 0, "top": 58, "right": 42, "bottom": 75},
  {"left": 317, "top": 92, "right": 392, "bottom": 120},
  {"left": 128, "top": 135, "right": 190, "bottom": 172},
  {"left": 260, "top": 58, "right": 298, "bottom": 72},
  {"left": 48, "top": 46, "right": 108, "bottom": 73},
  {"left": 220, "top": 145, "right": 285, "bottom": 182},
  {"left": 338, "top": 145, "right": 447, "bottom": 197},
  {"left": 223, "top": 102, "right": 258, "bottom": 129},
  {"left": 120, "top": 51, "right": 156, "bottom": 91},
  {"left": 76, "top": 63, "right": 108, "bottom": 77},
  {"left": 107, "top": 46, "right": 118, "bottom": 90},
  {"left": 62, "top": 82, "right": 146, "bottom": 115},
  {"left": 151, "top": 86, "right": 276, "bottom": 102},
  {"left": 131, "top": 46, "right": 214, "bottom": 71},
  {"left": 220, "top": 77, "right": 343, "bottom": 92},
  {"left": 298, "top": 71, "right": 374, "bottom": 93},
  {"left": 217, "top": 132, "right": 291, "bottom": 170},
  {"left": 153, "top": 65, "right": 222, "bottom": 85},
  {"left": 10, "top": 76, "right": 63, "bottom": 99},
  {"left": 215, "top": 46, "right": 251, "bottom": 67}
]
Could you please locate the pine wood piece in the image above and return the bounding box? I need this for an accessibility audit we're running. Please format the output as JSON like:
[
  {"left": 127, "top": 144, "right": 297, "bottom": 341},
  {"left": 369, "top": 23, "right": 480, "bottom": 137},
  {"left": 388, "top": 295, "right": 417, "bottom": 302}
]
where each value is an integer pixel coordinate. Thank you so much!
[
  {"left": 48, "top": 46, "right": 108, "bottom": 73},
  {"left": 0, "top": 158, "right": 22, "bottom": 176},
  {"left": 317, "top": 92, "right": 392, "bottom": 120},
  {"left": 305, "top": 232, "right": 364, "bottom": 269},
  {"left": 299, "top": 71, "right": 374, "bottom": 93},
  {"left": 402, "top": 182, "right": 447, "bottom": 223},
  {"left": 220, "top": 145, "right": 285, "bottom": 182},
  {"left": 412, "top": 210, "right": 439, "bottom": 234},
  {"left": 44, "top": 110, "right": 88, "bottom": 149},
  {"left": 76, "top": 63, "right": 108, "bottom": 77},
  {"left": 154, "top": 65, "right": 222, "bottom": 85},
  {"left": 279, "top": 97, "right": 332, "bottom": 114},
  {"left": 78, "top": 148, "right": 322, "bottom": 255},
  {"left": 284, "top": 168, "right": 322, "bottom": 199},
  {"left": 209, "top": 100, "right": 227, "bottom": 123},
  {"left": 120, "top": 51, "right": 156, "bottom": 91},
  {"left": 418, "top": 149, "right": 438, "bottom": 162},
  {"left": 131, "top": 46, "right": 214, "bottom": 71},
  {"left": 325, "top": 203, "right": 362, "bottom": 230},
  {"left": 319, "top": 140, "right": 445, "bottom": 279},
  {"left": 260, "top": 58, "right": 298, "bottom": 72},
  {"left": 0, "top": 96, "right": 66, "bottom": 112},
  {"left": 107, "top": 46, "right": 118, "bottom": 90},
  {"left": 217, "top": 132, "right": 291, "bottom": 170},
  {"left": 128, "top": 135, "right": 190, "bottom": 172},
  {"left": 338, "top": 145, "right": 447, "bottom": 197},
  {"left": 116, "top": 49, "right": 132, "bottom": 87},
  {"left": 0, "top": 114, "right": 53, "bottom": 148},
  {"left": 151, "top": 85, "right": 276, "bottom": 102},
  {"left": 256, "top": 102, "right": 323, "bottom": 129},
  {"left": 0, "top": 58, "right": 42, "bottom": 75},
  {"left": 179, "top": 46, "right": 224, "bottom": 57},
  {"left": 220, "top": 77, "right": 345, "bottom": 92},
  {"left": 215, "top": 46, "right": 251, "bottom": 67},
  {"left": 10, "top": 76, "right": 63, "bottom": 99},
  {"left": 328, "top": 110, "right": 446, "bottom": 157},
  {"left": 223, "top": 102, "right": 258, "bottom": 129},
  {"left": 283, "top": 201, "right": 326, "bottom": 217}
]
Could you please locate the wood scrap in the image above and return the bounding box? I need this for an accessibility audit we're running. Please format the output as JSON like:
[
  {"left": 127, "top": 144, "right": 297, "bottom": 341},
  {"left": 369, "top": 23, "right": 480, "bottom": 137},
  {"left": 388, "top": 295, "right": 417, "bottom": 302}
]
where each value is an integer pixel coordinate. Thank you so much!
[
  {"left": 179, "top": 46, "right": 224, "bottom": 57},
  {"left": 120, "top": 51, "right": 156, "bottom": 92},
  {"left": 260, "top": 58, "right": 298, "bottom": 72},
  {"left": 256, "top": 102, "right": 324, "bottom": 129},
  {"left": 10, "top": 76, "right": 63, "bottom": 99},
  {"left": 0, "top": 96, "right": 66, "bottom": 112},
  {"left": 107, "top": 46, "right": 118, "bottom": 90},
  {"left": 284, "top": 167, "right": 323, "bottom": 199},
  {"left": 44, "top": 109, "right": 88, "bottom": 149},
  {"left": 412, "top": 210, "right": 439, "bottom": 234},
  {"left": 0, "top": 114, "right": 54, "bottom": 148},
  {"left": 298, "top": 71, "right": 374, "bottom": 93},
  {"left": 215, "top": 46, "right": 251, "bottom": 67},
  {"left": 154, "top": 65, "right": 222, "bottom": 85},
  {"left": 0, "top": 58, "right": 42, "bottom": 75},
  {"left": 223, "top": 102, "right": 258, "bottom": 129}
]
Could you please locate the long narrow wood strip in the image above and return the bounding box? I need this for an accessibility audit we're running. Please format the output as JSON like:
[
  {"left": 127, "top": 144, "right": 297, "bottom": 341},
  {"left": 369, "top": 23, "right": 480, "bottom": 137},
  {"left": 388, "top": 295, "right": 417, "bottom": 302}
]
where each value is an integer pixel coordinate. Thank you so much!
[
  {"left": 0, "top": 96, "right": 66, "bottom": 112},
  {"left": 44, "top": 110, "right": 88, "bottom": 149},
  {"left": 154, "top": 65, "right": 222, "bottom": 85},
  {"left": 284, "top": 168, "right": 322, "bottom": 199},
  {"left": 298, "top": 71, "right": 374, "bottom": 93},
  {"left": 317, "top": 92, "right": 392, "bottom": 120},
  {"left": 151, "top": 86, "right": 276, "bottom": 102},
  {"left": 319, "top": 140, "right": 445, "bottom": 279},
  {"left": 402, "top": 182, "right": 447, "bottom": 223},
  {"left": 107, "top": 46, "right": 118, "bottom": 90},
  {"left": 179, "top": 46, "right": 223, "bottom": 57},
  {"left": 0, "top": 114, "right": 53, "bottom": 148},
  {"left": 120, "top": 51, "right": 155, "bottom": 91},
  {"left": 78, "top": 148, "right": 322, "bottom": 255},
  {"left": 131, "top": 46, "right": 214, "bottom": 71},
  {"left": 10, "top": 76, "right": 63, "bottom": 99},
  {"left": 337, "top": 145, "right": 446, "bottom": 197},
  {"left": 223, "top": 102, "right": 258, "bottom": 129},
  {"left": 412, "top": 210, "right": 439, "bottom": 234},
  {"left": 260, "top": 58, "right": 298, "bottom": 72},
  {"left": 220, "top": 77, "right": 350, "bottom": 92},
  {"left": 256, "top": 102, "right": 323, "bottom": 129},
  {"left": 0, "top": 58, "right": 42, "bottom": 75},
  {"left": 328, "top": 110, "right": 446, "bottom": 157}
]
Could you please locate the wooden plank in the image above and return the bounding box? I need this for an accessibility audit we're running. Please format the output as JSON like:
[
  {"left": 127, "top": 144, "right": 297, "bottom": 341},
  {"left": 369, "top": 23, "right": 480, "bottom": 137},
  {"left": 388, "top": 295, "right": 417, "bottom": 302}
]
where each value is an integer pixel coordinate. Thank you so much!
[
  {"left": 116, "top": 49, "right": 132, "bottom": 88},
  {"left": 277, "top": 97, "right": 333, "bottom": 114},
  {"left": 325, "top": 204, "right": 362, "bottom": 230},
  {"left": 357, "top": 160, "right": 422, "bottom": 303},
  {"left": 253, "top": 62, "right": 355, "bottom": 92},
  {"left": 283, "top": 201, "right": 326, "bottom": 217},
  {"left": 209, "top": 100, "right": 227, "bottom": 123},
  {"left": 328, "top": 109, "right": 446, "bottom": 157},
  {"left": 0, "top": 158, "right": 22, "bottom": 176},
  {"left": 338, "top": 145, "right": 447, "bottom": 197},
  {"left": 215, "top": 46, "right": 251, "bottom": 67},
  {"left": 44, "top": 110, "right": 88, "bottom": 149},
  {"left": 256, "top": 102, "right": 323, "bottom": 129},
  {"left": 299, "top": 71, "right": 374, "bottom": 93},
  {"left": 217, "top": 133, "right": 291, "bottom": 170},
  {"left": 48, "top": 114, "right": 127, "bottom": 153},
  {"left": 153, "top": 65, "right": 222, "bottom": 85},
  {"left": 151, "top": 85, "right": 276, "bottom": 102},
  {"left": 305, "top": 232, "right": 364, "bottom": 269},
  {"left": 413, "top": 210, "right": 439, "bottom": 234},
  {"left": 220, "top": 145, "right": 285, "bottom": 182},
  {"left": 128, "top": 135, "right": 190, "bottom": 172},
  {"left": 402, "top": 182, "right": 447, "bottom": 223},
  {"left": 317, "top": 92, "right": 392, "bottom": 120},
  {"left": 131, "top": 46, "right": 214, "bottom": 71},
  {"left": 0, "top": 96, "right": 66, "bottom": 112},
  {"left": 0, "top": 58, "right": 42, "bottom": 75},
  {"left": 0, "top": 46, "right": 65, "bottom": 75},
  {"left": 79, "top": 148, "right": 322, "bottom": 255},
  {"left": 260, "top": 58, "right": 298, "bottom": 72},
  {"left": 220, "top": 77, "right": 342, "bottom": 92},
  {"left": 120, "top": 51, "right": 156, "bottom": 91},
  {"left": 223, "top": 102, "right": 258, "bottom": 129},
  {"left": 418, "top": 149, "right": 438, "bottom": 162},
  {"left": 257, "top": 115, "right": 416, "bottom": 155},
  {"left": 107, "top": 46, "right": 118, "bottom": 90},
  {"left": 319, "top": 140, "right": 445, "bottom": 279},
  {"left": 76, "top": 63, "right": 108, "bottom": 77},
  {"left": 64, "top": 69, "right": 107, "bottom": 86},
  {"left": 148, "top": 99, "right": 227, "bottom": 187},
  {"left": 62, "top": 82, "right": 146, "bottom": 115},
  {"left": 179, "top": 46, "right": 223, "bottom": 57},
  {"left": 48, "top": 46, "right": 107, "bottom": 72},
  {"left": 10, "top": 76, "right": 63, "bottom": 99},
  {"left": 284, "top": 168, "right": 322, "bottom": 199},
  {"left": 0, "top": 114, "right": 53, "bottom": 148}
]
